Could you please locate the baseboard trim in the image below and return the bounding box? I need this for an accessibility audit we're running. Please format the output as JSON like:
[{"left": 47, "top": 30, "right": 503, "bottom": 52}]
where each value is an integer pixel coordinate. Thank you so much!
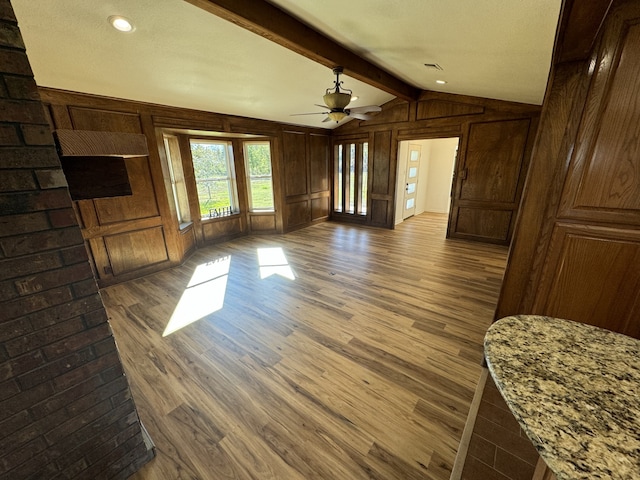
[{"left": 450, "top": 367, "right": 488, "bottom": 480}]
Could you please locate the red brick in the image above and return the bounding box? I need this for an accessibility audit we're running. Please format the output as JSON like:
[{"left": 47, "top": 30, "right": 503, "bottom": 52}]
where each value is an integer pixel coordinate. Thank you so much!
[
  {"left": 0, "top": 50, "right": 32, "bottom": 76},
  {"left": 0, "top": 278, "right": 17, "bottom": 301},
  {"left": 53, "top": 351, "right": 120, "bottom": 391},
  {"left": 83, "top": 308, "right": 108, "bottom": 327},
  {"left": 100, "top": 364, "right": 124, "bottom": 384},
  {"left": 0, "top": 22, "right": 24, "bottom": 49},
  {"left": 18, "top": 347, "right": 95, "bottom": 390},
  {"left": 0, "top": 436, "right": 47, "bottom": 475},
  {"left": 2, "top": 285, "right": 73, "bottom": 322},
  {"left": 0, "top": 409, "right": 31, "bottom": 437},
  {"left": 0, "top": 316, "right": 32, "bottom": 342},
  {"left": 81, "top": 434, "right": 143, "bottom": 479},
  {"left": 0, "top": 227, "right": 83, "bottom": 258},
  {"left": 0, "top": 378, "right": 19, "bottom": 401},
  {"left": 0, "top": 98, "right": 45, "bottom": 123},
  {"left": 27, "top": 294, "right": 103, "bottom": 330},
  {"left": 60, "top": 244, "right": 89, "bottom": 265},
  {"left": 0, "top": 124, "right": 19, "bottom": 145},
  {"left": 0, "top": 211, "right": 49, "bottom": 237},
  {"left": 5, "top": 316, "right": 84, "bottom": 357},
  {"left": 86, "top": 423, "right": 139, "bottom": 466},
  {"left": 0, "top": 251, "right": 62, "bottom": 281},
  {"left": 0, "top": 3, "right": 17, "bottom": 22},
  {"left": 35, "top": 168, "right": 67, "bottom": 189},
  {"left": 13, "top": 261, "right": 93, "bottom": 296},
  {"left": 0, "top": 349, "right": 45, "bottom": 383},
  {"left": 72, "top": 278, "right": 99, "bottom": 299},
  {"left": 4, "top": 74, "right": 40, "bottom": 101},
  {"left": 92, "top": 336, "right": 117, "bottom": 357},
  {"left": 0, "top": 169, "right": 36, "bottom": 191},
  {"left": 0, "top": 146, "right": 60, "bottom": 168},
  {"left": 42, "top": 322, "right": 110, "bottom": 360},
  {"left": 44, "top": 398, "right": 112, "bottom": 444},
  {"left": 30, "top": 375, "right": 102, "bottom": 420},
  {"left": 20, "top": 123, "right": 53, "bottom": 146},
  {"left": 53, "top": 400, "right": 137, "bottom": 468},
  {"left": 67, "top": 377, "right": 128, "bottom": 418},
  {"left": 0, "top": 189, "right": 71, "bottom": 215},
  {"left": 47, "top": 208, "right": 77, "bottom": 228},
  {"left": 0, "top": 381, "right": 53, "bottom": 421}
]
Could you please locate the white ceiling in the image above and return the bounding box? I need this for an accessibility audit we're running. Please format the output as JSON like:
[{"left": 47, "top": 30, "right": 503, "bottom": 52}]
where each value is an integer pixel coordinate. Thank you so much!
[{"left": 12, "top": 0, "right": 562, "bottom": 130}]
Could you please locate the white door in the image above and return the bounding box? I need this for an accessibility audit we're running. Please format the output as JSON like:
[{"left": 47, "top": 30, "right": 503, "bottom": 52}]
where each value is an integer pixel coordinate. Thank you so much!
[{"left": 403, "top": 144, "right": 421, "bottom": 220}]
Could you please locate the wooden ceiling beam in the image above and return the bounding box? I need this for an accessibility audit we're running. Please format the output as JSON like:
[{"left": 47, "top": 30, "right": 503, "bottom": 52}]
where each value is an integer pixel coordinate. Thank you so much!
[{"left": 184, "top": 0, "right": 421, "bottom": 101}]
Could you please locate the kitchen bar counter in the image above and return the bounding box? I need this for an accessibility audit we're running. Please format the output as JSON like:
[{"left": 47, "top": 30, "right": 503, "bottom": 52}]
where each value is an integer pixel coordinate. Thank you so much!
[{"left": 484, "top": 315, "right": 640, "bottom": 480}]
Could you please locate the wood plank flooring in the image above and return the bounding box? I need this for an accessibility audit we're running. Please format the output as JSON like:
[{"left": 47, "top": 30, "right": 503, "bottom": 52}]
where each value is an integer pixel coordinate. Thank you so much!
[{"left": 102, "top": 213, "right": 508, "bottom": 480}]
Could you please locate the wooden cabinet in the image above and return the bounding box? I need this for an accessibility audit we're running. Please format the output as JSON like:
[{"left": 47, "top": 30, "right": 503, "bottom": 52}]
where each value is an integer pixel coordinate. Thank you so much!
[{"left": 496, "top": 0, "right": 640, "bottom": 338}]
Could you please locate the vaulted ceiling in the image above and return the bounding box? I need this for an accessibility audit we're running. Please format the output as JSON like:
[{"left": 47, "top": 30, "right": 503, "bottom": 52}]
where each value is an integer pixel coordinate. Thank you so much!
[{"left": 12, "top": 0, "right": 562, "bottom": 129}]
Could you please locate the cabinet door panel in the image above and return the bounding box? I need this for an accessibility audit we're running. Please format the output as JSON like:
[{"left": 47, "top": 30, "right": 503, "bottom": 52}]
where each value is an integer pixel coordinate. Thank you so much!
[
  {"left": 104, "top": 227, "right": 169, "bottom": 276},
  {"left": 534, "top": 223, "right": 640, "bottom": 337}
]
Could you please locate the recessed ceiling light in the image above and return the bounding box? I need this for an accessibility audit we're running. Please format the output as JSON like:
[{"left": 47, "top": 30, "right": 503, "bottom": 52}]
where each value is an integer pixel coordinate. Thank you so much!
[
  {"left": 436, "top": 80, "right": 447, "bottom": 85},
  {"left": 108, "top": 15, "right": 134, "bottom": 33}
]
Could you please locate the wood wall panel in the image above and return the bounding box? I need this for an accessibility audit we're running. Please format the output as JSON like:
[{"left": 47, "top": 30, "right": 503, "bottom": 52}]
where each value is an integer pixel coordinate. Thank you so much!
[
  {"left": 496, "top": 0, "right": 640, "bottom": 340},
  {"left": 104, "top": 227, "right": 169, "bottom": 276},
  {"left": 416, "top": 100, "right": 484, "bottom": 120},
  {"left": 372, "top": 130, "right": 392, "bottom": 195},
  {"left": 455, "top": 208, "right": 512, "bottom": 242},
  {"left": 68, "top": 107, "right": 143, "bottom": 133},
  {"left": 309, "top": 134, "right": 330, "bottom": 193},
  {"left": 370, "top": 199, "right": 389, "bottom": 226},
  {"left": 311, "top": 196, "right": 329, "bottom": 221},
  {"left": 559, "top": 19, "right": 640, "bottom": 225},
  {"left": 533, "top": 224, "right": 640, "bottom": 337},
  {"left": 249, "top": 214, "right": 277, "bottom": 232},
  {"left": 282, "top": 131, "right": 308, "bottom": 197},
  {"left": 93, "top": 156, "right": 159, "bottom": 223},
  {"left": 202, "top": 216, "right": 243, "bottom": 240},
  {"left": 459, "top": 120, "right": 530, "bottom": 203},
  {"left": 286, "top": 200, "right": 311, "bottom": 229},
  {"left": 334, "top": 91, "right": 540, "bottom": 233}
]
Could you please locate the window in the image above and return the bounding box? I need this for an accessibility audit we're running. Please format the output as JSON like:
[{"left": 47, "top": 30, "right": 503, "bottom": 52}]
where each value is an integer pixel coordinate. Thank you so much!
[
  {"left": 243, "top": 141, "right": 274, "bottom": 211},
  {"left": 163, "top": 134, "right": 191, "bottom": 225},
  {"left": 190, "top": 140, "right": 238, "bottom": 219},
  {"left": 334, "top": 141, "right": 368, "bottom": 215}
]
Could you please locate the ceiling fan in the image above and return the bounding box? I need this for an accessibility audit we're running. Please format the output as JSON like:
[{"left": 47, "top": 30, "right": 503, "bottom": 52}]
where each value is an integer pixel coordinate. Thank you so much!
[{"left": 292, "top": 66, "right": 382, "bottom": 123}]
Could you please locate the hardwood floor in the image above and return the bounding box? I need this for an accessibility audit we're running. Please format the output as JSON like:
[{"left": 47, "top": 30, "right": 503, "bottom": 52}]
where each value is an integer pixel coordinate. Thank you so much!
[{"left": 102, "top": 213, "right": 508, "bottom": 480}]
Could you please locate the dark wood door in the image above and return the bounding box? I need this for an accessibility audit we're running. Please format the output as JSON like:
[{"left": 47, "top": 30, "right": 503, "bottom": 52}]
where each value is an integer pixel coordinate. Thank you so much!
[{"left": 448, "top": 119, "right": 532, "bottom": 244}]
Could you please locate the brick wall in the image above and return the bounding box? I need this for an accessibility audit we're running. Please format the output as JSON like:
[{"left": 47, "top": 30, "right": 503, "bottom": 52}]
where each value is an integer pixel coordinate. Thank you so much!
[
  {"left": 0, "top": 2, "right": 153, "bottom": 478},
  {"left": 461, "top": 375, "right": 539, "bottom": 480}
]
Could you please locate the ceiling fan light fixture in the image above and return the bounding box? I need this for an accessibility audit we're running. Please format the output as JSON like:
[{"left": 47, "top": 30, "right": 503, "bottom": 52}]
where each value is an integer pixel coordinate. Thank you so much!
[
  {"left": 328, "top": 111, "right": 348, "bottom": 122},
  {"left": 323, "top": 91, "right": 351, "bottom": 110}
]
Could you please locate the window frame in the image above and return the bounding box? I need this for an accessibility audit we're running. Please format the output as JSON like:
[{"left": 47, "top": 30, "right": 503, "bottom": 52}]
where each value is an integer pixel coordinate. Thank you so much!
[
  {"left": 243, "top": 140, "right": 275, "bottom": 213},
  {"left": 189, "top": 138, "right": 239, "bottom": 221}
]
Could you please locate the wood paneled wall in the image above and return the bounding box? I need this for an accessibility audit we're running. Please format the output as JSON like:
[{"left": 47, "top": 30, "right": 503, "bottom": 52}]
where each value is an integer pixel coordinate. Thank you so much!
[
  {"left": 39, "top": 89, "right": 329, "bottom": 286},
  {"left": 495, "top": 0, "right": 640, "bottom": 339},
  {"left": 333, "top": 92, "right": 540, "bottom": 243}
]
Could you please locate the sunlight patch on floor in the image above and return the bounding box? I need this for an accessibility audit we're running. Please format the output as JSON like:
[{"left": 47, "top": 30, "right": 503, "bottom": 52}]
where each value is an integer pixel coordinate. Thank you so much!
[
  {"left": 257, "top": 247, "right": 295, "bottom": 280},
  {"left": 163, "top": 256, "right": 231, "bottom": 336}
]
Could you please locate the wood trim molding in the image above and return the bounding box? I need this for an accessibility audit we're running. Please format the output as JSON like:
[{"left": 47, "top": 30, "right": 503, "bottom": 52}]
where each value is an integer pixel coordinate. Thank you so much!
[{"left": 184, "top": 0, "right": 420, "bottom": 101}]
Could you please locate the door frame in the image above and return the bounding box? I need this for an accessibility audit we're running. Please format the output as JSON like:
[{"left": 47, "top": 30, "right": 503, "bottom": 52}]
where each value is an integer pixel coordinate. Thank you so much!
[{"left": 394, "top": 134, "right": 461, "bottom": 229}]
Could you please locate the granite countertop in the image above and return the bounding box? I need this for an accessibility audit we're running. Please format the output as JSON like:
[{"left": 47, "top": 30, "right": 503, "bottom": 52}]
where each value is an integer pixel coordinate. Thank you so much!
[{"left": 484, "top": 315, "right": 640, "bottom": 480}]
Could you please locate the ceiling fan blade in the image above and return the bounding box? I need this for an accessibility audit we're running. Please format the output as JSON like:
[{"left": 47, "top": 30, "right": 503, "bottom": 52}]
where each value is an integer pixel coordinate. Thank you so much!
[
  {"left": 315, "top": 104, "right": 329, "bottom": 109},
  {"left": 290, "top": 112, "right": 329, "bottom": 116},
  {"left": 349, "top": 113, "right": 374, "bottom": 121},
  {"left": 347, "top": 105, "right": 382, "bottom": 114},
  {"left": 322, "top": 116, "right": 333, "bottom": 123}
]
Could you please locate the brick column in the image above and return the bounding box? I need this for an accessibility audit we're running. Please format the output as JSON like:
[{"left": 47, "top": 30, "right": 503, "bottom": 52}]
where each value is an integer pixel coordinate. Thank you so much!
[{"left": 0, "top": 2, "right": 153, "bottom": 478}]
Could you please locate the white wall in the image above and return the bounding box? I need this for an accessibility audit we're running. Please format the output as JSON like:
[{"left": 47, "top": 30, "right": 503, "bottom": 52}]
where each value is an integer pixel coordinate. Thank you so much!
[
  {"left": 423, "top": 137, "right": 458, "bottom": 213},
  {"left": 395, "top": 137, "right": 458, "bottom": 225}
]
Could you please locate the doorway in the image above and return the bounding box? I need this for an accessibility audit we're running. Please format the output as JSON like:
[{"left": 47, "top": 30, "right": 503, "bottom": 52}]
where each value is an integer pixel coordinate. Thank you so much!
[{"left": 395, "top": 137, "right": 459, "bottom": 225}]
